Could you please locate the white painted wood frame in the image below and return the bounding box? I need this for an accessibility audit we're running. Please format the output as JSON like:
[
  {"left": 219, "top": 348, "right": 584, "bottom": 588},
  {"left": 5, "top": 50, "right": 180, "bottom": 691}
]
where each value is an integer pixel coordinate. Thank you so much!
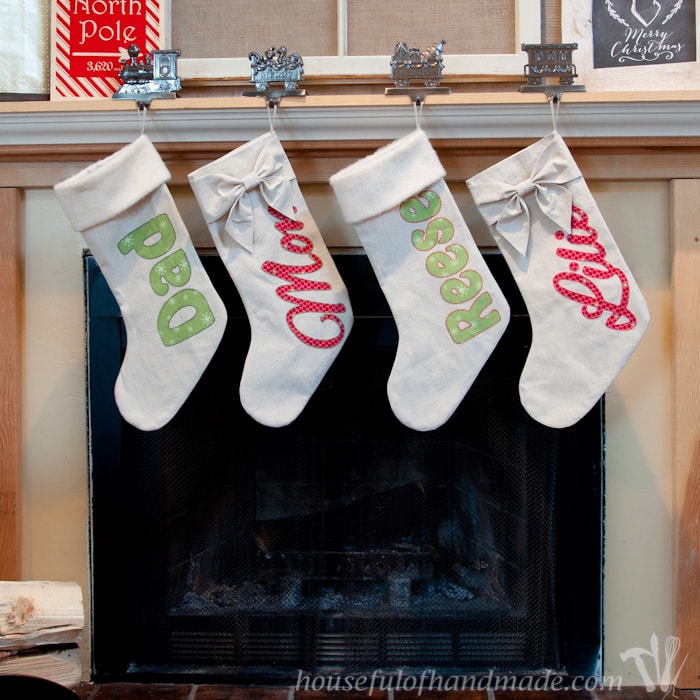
[{"left": 177, "top": 0, "right": 542, "bottom": 81}]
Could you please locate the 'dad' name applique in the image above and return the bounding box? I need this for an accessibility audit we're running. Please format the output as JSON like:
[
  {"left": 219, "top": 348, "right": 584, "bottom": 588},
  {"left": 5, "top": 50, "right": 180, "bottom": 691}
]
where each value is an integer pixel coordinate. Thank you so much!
[{"left": 118, "top": 213, "right": 217, "bottom": 346}]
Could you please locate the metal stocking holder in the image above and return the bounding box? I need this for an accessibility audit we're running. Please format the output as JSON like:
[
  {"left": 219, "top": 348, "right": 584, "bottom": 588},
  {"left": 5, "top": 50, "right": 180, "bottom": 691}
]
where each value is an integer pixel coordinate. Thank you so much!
[
  {"left": 385, "top": 39, "right": 451, "bottom": 105},
  {"left": 112, "top": 44, "right": 182, "bottom": 109},
  {"left": 241, "top": 46, "right": 306, "bottom": 109},
  {"left": 519, "top": 43, "right": 586, "bottom": 103},
  {"left": 110, "top": 40, "right": 587, "bottom": 114}
]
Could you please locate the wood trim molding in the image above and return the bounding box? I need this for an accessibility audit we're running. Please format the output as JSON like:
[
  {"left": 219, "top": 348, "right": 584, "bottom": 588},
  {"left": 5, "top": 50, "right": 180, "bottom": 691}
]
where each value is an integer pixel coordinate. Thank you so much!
[
  {"left": 3, "top": 93, "right": 700, "bottom": 148},
  {"left": 672, "top": 179, "right": 700, "bottom": 688},
  {"left": 0, "top": 188, "right": 22, "bottom": 581},
  {"left": 3, "top": 140, "right": 700, "bottom": 188}
]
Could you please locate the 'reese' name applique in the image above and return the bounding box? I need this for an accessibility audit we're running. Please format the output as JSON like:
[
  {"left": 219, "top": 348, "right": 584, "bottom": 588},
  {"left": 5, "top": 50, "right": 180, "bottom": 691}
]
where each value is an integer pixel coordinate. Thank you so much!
[
  {"left": 400, "top": 189, "right": 502, "bottom": 344},
  {"left": 552, "top": 205, "right": 637, "bottom": 331},
  {"left": 261, "top": 206, "right": 347, "bottom": 349},
  {"left": 118, "top": 213, "right": 216, "bottom": 346}
]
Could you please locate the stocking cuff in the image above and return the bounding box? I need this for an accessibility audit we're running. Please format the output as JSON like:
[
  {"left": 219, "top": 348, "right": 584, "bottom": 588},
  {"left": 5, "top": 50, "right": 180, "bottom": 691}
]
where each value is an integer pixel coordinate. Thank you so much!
[
  {"left": 330, "top": 128, "right": 445, "bottom": 225},
  {"left": 55, "top": 135, "right": 170, "bottom": 232}
]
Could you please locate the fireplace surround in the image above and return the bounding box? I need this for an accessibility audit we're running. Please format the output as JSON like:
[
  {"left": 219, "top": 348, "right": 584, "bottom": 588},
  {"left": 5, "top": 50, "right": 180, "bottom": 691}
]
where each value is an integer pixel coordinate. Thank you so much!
[{"left": 85, "top": 248, "right": 603, "bottom": 684}]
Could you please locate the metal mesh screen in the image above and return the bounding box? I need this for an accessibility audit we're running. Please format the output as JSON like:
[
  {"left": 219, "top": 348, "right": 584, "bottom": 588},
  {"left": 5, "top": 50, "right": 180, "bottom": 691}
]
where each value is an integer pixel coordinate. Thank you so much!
[{"left": 87, "top": 252, "right": 602, "bottom": 683}]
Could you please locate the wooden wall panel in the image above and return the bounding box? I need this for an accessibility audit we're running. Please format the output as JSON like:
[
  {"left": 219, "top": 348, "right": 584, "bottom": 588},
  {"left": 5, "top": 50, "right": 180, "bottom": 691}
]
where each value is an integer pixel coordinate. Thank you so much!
[
  {"left": 0, "top": 188, "right": 22, "bottom": 581},
  {"left": 672, "top": 179, "right": 700, "bottom": 688}
]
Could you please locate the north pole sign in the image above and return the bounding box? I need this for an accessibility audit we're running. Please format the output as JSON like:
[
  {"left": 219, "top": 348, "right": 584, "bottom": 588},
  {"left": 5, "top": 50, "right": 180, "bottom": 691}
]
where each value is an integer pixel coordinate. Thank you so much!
[{"left": 51, "top": 0, "right": 168, "bottom": 98}]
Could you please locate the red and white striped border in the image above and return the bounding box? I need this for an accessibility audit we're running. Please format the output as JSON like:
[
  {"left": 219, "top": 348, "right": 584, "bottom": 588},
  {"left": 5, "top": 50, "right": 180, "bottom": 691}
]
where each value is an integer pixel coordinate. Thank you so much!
[{"left": 51, "top": 0, "right": 164, "bottom": 99}]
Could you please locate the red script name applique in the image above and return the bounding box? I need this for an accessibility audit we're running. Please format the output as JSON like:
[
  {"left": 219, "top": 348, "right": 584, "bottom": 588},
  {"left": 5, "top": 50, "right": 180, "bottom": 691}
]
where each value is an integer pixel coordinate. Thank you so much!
[
  {"left": 552, "top": 205, "right": 637, "bottom": 331},
  {"left": 262, "top": 206, "right": 347, "bottom": 348}
]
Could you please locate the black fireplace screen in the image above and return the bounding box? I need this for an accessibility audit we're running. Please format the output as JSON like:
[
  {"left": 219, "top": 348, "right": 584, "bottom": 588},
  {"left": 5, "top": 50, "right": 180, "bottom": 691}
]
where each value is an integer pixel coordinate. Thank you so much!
[{"left": 86, "top": 251, "right": 603, "bottom": 684}]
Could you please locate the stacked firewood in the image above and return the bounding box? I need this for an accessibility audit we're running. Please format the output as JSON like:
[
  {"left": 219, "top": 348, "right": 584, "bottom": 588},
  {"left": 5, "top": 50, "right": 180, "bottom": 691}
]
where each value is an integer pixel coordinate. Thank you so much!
[{"left": 0, "top": 581, "right": 83, "bottom": 687}]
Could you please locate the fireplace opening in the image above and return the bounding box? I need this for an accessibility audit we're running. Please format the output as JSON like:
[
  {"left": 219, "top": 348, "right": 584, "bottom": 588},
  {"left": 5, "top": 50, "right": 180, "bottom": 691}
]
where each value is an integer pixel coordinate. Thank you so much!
[{"left": 86, "top": 250, "right": 603, "bottom": 684}]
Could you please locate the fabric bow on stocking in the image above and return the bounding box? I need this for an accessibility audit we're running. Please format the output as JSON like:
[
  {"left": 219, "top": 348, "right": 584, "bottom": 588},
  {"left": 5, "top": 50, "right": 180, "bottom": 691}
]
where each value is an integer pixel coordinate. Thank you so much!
[
  {"left": 471, "top": 136, "right": 581, "bottom": 258},
  {"left": 194, "top": 146, "right": 295, "bottom": 253}
]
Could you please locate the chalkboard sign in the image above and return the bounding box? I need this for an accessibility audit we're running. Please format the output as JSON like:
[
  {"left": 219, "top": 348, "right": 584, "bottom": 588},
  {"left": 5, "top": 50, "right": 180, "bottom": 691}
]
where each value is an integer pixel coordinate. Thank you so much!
[{"left": 593, "top": 0, "right": 696, "bottom": 69}]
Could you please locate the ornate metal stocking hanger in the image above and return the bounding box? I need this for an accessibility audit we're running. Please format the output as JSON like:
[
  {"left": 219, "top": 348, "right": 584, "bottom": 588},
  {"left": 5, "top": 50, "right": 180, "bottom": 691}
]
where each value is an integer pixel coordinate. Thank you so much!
[
  {"left": 241, "top": 46, "right": 306, "bottom": 109},
  {"left": 112, "top": 44, "right": 182, "bottom": 109},
  {"left": 519, "top": 43, "right": 586, "bottom": 104},
  {"left": 110, "top": 40, "right": 587, "bottom": 117},
  {"left": 385, "top": 39, "right": 451, "bottom": 105}
]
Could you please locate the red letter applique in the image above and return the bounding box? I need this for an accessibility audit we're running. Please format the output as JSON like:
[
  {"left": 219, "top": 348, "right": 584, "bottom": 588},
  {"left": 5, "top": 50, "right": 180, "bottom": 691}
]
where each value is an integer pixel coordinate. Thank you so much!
[
  {"left": 552, "top": 205, "right": 637, "bottom": 331},
  {"left": 262, "top": 206, "right": 347, "bottom": 348}
]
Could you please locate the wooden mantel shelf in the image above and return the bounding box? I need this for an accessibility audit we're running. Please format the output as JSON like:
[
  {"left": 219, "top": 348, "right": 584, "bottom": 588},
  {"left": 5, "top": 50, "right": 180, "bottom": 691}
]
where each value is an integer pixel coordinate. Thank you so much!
[
  {"left": 2, "top": 91, "right": 700, "bottom": 147},
  {"left": 3, "top": 90, "right": 700, "bottom": 189}
]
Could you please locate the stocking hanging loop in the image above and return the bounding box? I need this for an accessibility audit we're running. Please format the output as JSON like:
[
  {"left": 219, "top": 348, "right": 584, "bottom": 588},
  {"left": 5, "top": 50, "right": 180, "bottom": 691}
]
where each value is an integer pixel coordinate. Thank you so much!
[
  {"left": 413, "top": 99, "right": 424, "bottom": 129},
  {"left": 267, "top": 100, "right": 278, "bottom": 132},
  {"left": 548, "top": 91, "right": 561, "bottom": 132},
  {"left": 137, "top": 101, "right": 148, "bottom": 136}
]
